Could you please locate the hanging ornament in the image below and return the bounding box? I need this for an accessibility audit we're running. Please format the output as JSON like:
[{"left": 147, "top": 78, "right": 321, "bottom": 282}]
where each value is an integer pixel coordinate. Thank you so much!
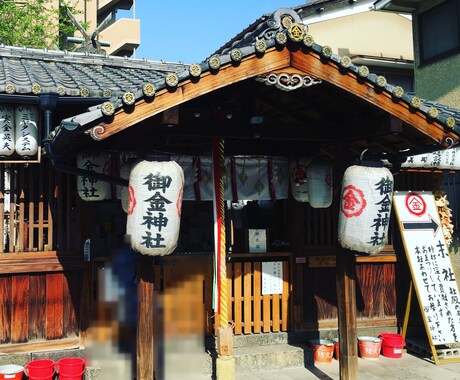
[
  {"left": 306, "top": 160, "right": 333, "bottom": 208},
  {"left": 15, "top": 105, "right": 39, "bottom": 156},
  {"left": 289, "top": 157, "right": 312, "bottom": 202},
  {"left": 338, "top": 163, "right": 394, "bottom": 254},
  {"left": 126, "top": 160, "right": 184, "bottom": 256},
  {"left": 77, "top": 151, "right": 111, "bottom": 201},
  {"left": 0, "top": 105, "right": 14, "bottom": 156}
]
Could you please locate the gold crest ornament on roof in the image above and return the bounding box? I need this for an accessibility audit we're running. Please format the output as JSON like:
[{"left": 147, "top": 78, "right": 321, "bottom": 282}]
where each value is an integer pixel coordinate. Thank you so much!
[
  {"left": 275, "top": 31, "right": 287, "bottom": 45},
  {"left": 143, "top": 83, "right": 156, "bottom": 97},
  {"left": 428, "top": 107, "right": 439, "bottom": 119},
  {"left": 5, "top": 83, "right": 15, "bottom": 94},
  {"left": 376, "top": 75, "right": 387, "bottom": 88},
  {"left": 358, "top": 65, "right": 369, "bottom": 78},
  {"left": 303, "top": 34, "right": 314, "bottom": 47},
  {"left": 446, "top": 116, "right": 456, "bottom": 129},
  {"left": 103, "top": 88, "right": 112, "bottom": 97},
  {"left": 31, "top": 83, "right": 42, "bottom": 94},
  {"left": 321, "top": 46, "right": 333, "bottom": 58},
  {"left": 189, "top": 64, "right": 202, "bottom": 78},
  {"left": 288, "top": 23, "right": 305, "bottom": 42},
  {"left": 230, "top": 49, "right": 243, "bottom": 62},
  {"left": 410, "top": 96, "right": 421, "bottom": 109},
  {"left": 122, "top": 91, "right": 136, "bottom": 105},
  {"left": 281, "top": 15, "right": 293, "bottom": 29},
  {"left": 208, "top": 56, "right": 221, "bottom": 70},
  {"left": 101, "top": 101, "right": 115, "bottom": 116},
  {"left": 80, "top": 87, "right": 89, "bottom": 97},
  {"left": 340, "top": 56, "right": 352, "bottom": 69},
  {"left": 165, "top": 73, "right": 179, "bottom": 87},
  {"left": 392, "top": 86, "right": 404, "bottom": 98},
  {"left": 255, "top": 39, "right": 267, "bottom": 53},
  {"left": 57, "top": 86, "right": 66, "bottom": 96}
]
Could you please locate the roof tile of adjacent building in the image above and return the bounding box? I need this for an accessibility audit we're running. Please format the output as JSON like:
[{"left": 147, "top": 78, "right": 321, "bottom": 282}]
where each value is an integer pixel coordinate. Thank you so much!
[{"left": 0, "top": 7, "right": 458, "bottom": 138}]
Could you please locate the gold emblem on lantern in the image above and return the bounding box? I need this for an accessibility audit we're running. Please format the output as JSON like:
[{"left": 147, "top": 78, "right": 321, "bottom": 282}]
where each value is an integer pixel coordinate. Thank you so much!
[
  {"left": 410, "top": 96, "right": 421, "bottom": 109},
  {"left": 230, "top": 49, "right": 242, "bottom": 62},
  {"left": 281, "top": 15, "right": 293, "bottom": 29},
  {"left": 189, "top": 64, "right": 202, "bottom": 78},
  {"left": 208, "top": 56, "right": 221, "bottom": 70},
  {"left": 446, "top": 116, "right": 456, "bottom": 129},
  {"left": 103, "top": 88, "right": 112, "bottom": 97},
  {"left": 165, "top": 73, "right": 179, "bottom": 87},
  {"left": 255, "top": 39, "right": 267, "bottom": 53},
  {"left": 101, "top": 101, "right": 115, "bottom": 116},
  {"left": 275, "top": 32, "right": 287, "bottom": 45},
  {"left": 143, "top": 83, "right": 156, "bottom": 97},
  {"left": 31, "top": 83, "right": 42, "bottom": 94},
  {"left": 5, "top": 83, "right": 15, "bottom": 94},
  {"left": 288, "top": 23, "right": 305, "bottom": 42},
  {"left": 122, "top": 91, "right": 136, "bottom": 105},
  {"left": 80, "top": 87, "right": 89, "bottom": 97}
]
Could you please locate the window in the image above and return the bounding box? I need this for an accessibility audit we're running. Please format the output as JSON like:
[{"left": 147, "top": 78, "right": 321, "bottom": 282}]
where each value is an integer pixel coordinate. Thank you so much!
[{"left": 419, "top": 0, "right": 460, "bottom": 63}]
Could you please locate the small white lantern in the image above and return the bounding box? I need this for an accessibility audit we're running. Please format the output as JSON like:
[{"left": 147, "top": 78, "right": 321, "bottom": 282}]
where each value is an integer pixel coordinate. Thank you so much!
[
  {"left": 338, "top": 164, "right": 394, "bottom": 254},
  {"left": 77, "top": 151, "right": 111, "bottom": 201},
  {"left": 289, "top": 157, "right": 312, "bottom": 202},
  {"left": 306, "top": 161, "right": 333, "bottom": 208},
  {"left": 15, "top": 105, "right": 39, "bottom": 156},
  {"left": 0, "top": 105, "right": 14, "bottom": 156},
  {"left": 431, "top": 148, "right": 460, "bottom": 170},
  {"left": 126, "top": 160, "right": 184, "bottom": 256}
]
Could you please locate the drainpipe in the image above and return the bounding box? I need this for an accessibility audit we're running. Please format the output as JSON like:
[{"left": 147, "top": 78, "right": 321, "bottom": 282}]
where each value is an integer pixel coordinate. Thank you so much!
[{"left": 38, "top": 93, "right": 59, "bottom": 141}]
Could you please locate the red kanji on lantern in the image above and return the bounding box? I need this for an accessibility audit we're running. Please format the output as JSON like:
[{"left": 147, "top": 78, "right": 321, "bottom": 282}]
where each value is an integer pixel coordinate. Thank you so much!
[{"left": 341, "top": 184, "right": 367, "bottom": 217}]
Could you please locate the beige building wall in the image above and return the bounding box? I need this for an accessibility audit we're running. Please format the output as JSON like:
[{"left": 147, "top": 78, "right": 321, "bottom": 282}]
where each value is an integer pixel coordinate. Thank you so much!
[
  {"left": 307, "top": 11, "right": 413, "bottom": 61},
  {"left": 412, "top": 0, "right": 460, "bottom": 109}
]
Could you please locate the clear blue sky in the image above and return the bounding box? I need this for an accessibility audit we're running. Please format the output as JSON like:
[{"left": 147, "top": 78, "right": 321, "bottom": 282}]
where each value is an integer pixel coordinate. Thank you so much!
[{"left": 119, "top": 1, "right": 302, "bottom": 63}]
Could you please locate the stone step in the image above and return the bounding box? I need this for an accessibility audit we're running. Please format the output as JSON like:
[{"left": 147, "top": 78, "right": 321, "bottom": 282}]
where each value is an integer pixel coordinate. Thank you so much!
[{"left": 204, "top": 343, "right": 312, "bottom": 373}]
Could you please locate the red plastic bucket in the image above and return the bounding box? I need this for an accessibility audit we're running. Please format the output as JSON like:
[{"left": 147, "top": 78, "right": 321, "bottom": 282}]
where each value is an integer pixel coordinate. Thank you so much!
[
  {"left": 333, "top": 338, "right": 340, "bottom": 360},
  {"left": 0, "top": 364, "right": 24, "bottom": 380},
  {"left": 24, "top": 359, "right": 54, "bottom": 380},
  {"left": 358, "top": 336, "right": 382, "bottom": 359},
  {"left": 309, "top": 339, "right": 334, "bottom": 363},
  {"left": 56, "top": 357, "right": 85, "bottom": 380},
  {"left": 379, "top": 333, "right": 405, "bottom": 358}
]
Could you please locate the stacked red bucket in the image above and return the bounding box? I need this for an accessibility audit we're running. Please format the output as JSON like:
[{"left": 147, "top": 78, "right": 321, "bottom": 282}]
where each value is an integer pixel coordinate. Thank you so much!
[
  {"left": 379, "top": 333, "right": 406, "bottom": 358},
  {"left": 24, "top": 357, "right": 86, "bottom": 380}
]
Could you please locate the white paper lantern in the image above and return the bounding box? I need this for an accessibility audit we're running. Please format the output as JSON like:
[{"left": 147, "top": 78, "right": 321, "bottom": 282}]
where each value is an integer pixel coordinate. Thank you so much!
[
  {"left": 306, "top": 161, "right": 333, "bottom": 208},
  {"left": 15, "top": 105, "right": 39, "bottom": 156},
  {"left": 0, "top": 105, "right": 14, "bottom": 156},
  {"left": 77, "top": 151, "right": 111, "bottom": 201},
  {"left": 126, "top": 160, "right": 184, "bottom": 256},
  {"left": 118, "top": 162, "right": 132, "bottom": 213},
  {"left": 430, "top": 148, "right": 460, "bottom": 170},
  {"left": 338, "top": 164, "right": 394, "bottom": 254},
  {"left": 289, "top": 157, "right": 312, "bottom": 202}
]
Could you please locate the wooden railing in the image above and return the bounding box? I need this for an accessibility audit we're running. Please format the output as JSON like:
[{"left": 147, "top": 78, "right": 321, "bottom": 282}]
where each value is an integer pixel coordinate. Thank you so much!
[{"left": 219, "top": 252, "right": 291, "bottom": 335}]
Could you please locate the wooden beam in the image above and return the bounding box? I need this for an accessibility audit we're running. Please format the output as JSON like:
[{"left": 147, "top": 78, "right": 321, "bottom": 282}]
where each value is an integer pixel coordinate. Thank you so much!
[
  {"left": 291, "top": 51, "right": 458, "bottom": 147},
  {"left": 137, "top": 254, "right": 155, "bottom": 380},
  {"left": 93, "top": 48, "right": 291, "bottom": 140}
]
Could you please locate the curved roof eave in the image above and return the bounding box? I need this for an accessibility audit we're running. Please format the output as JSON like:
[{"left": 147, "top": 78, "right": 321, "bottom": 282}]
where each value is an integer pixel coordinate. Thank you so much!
[{"left": 51, "top": 8, "right": 460, "bottom": 151}]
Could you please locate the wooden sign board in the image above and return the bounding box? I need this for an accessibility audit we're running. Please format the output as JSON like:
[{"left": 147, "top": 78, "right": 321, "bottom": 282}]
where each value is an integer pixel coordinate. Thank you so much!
[{"left": 393, "top": 191, "right": 460, "bottom": 352}]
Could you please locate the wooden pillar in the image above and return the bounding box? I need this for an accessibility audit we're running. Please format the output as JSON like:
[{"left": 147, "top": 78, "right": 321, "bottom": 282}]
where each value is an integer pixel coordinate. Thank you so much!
[
  {"left": 137, "top": 254, "right": 155, "bottom": 380},
  {"left": 334, "top": 144, "right": 358, "bottom": 379}
]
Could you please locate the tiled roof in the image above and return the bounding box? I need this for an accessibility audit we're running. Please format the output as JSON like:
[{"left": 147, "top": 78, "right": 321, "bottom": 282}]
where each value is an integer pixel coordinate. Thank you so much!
[
  {"left": 0, "top": 7, "right": 458, "bottom": 144},
  {"left": 0, "top": 45, "right": 188, "bottom": 98}
]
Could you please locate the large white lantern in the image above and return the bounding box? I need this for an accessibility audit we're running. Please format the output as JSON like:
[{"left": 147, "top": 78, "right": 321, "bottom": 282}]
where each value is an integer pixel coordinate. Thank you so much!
[
  {"left": 126, "top": 160, "right": 184, "bottom": 256},
  {"left": 0, "top": 105, "right": 14, "bottom": 156},
  {"left": 77, "top": 151, "right": 111, "bottom": 201},
  {"left": 306, "top": 161, "right": 333, "bottom": 208},
  {"left": 15, "top": 105, "right": 39, "bottom": 156},
  {"left": 338, "top": 164, "right": 394, "bottom": 254},
  {"left": 289, "top": 157, "right": 312, "bottom": 202}
]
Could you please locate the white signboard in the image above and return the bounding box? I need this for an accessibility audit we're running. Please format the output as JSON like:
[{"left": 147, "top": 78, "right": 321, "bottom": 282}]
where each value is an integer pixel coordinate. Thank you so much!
[
  {"left": 249, "top": 229, "right": 267, "bottom": 253},
  {"left": 262, "top": 261, "right": 283, "bottom": 295},
  {"left": 393, "top": 191, "right": 460, "bottom": 345}
]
